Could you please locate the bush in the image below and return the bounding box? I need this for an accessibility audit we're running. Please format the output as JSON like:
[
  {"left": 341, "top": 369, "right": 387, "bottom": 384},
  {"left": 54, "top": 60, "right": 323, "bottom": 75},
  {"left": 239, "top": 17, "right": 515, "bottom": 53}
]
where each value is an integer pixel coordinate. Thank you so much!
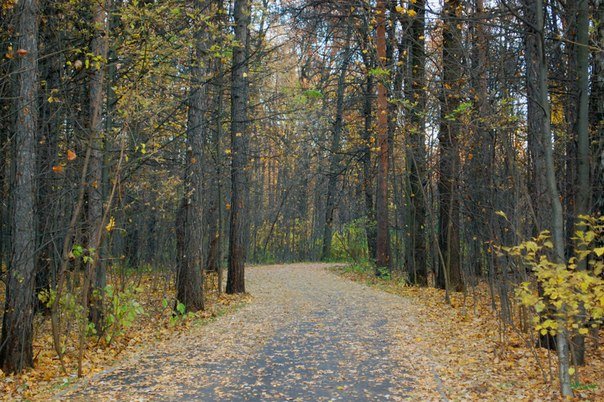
[
  {"left": 103, "top": 284, "right": 145, "bottom": 345},
  {"left": 501, "top": 215, "right": 604, "bottom": 338},
  {"left": 330, "top": 218, "right": 370, "bottom": 262}
]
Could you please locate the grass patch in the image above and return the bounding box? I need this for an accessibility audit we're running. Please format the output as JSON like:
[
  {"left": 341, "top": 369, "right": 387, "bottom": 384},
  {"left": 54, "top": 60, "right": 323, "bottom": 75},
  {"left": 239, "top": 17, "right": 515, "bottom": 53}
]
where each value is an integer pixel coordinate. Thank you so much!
[{"left": 572, "top": 382, "right": 598, "bottom": 391}]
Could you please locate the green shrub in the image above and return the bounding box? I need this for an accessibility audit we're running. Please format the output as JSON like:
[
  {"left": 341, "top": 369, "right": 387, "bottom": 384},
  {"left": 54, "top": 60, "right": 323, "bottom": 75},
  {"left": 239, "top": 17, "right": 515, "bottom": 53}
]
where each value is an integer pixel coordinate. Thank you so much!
[
  {"left": 330, "top": 218, "right": 370, "bottom": 262},
  {"left": 103, "top": 284, "right": 144, "bottom": 345}
]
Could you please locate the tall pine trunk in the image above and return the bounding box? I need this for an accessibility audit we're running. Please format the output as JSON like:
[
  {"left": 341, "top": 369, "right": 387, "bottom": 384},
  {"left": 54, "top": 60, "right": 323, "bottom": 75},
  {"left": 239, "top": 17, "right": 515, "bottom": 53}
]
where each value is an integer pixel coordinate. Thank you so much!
[
  {"left": 406, "top": 0, "right": 427, "bottom": 285},
  {"left": 205, "top": 0, "right": 225, "bottom": 283},
  {"left": 358, "top": 13, "right": 376, "bottom": 261},
  {"left": 35, "top": 0, "right": 63, "bottom": 310},
  {"left": 524, "top": 0, "right": 552, "bottom": 235},
  {"left": 375, "top": 0, "right": 391, "bottom": 272},
  {"left": 593, "top": 1, "right": 604, "bottom": 213},
  {"left": 569, "top": 0, "right": 590, "bottom": 366},
  {"left": 87, "top": 0, "right": 110, "bottom": 331},
  {"left": 467, "top": 0, "right": 493, "bottom": 279},
  {"left": 321, "top": 29, "right": 352, "bottom": 261},
  {"left": 361, "top": 72, "right": 376, "bottom": 260},
  {"left": 176, "top": 0, "right": 208, "bottom": 311},
  {"left": 0, "top": 0, "right": 39, "bottom": 373},
  {"left": 437, "top": 0, "right": 463, "bottom": 291},
  {"left": 227, "top": 0, "right": 251, "bottom": 294},
  {"left": 523, "top": 0, "right": 573, "bottom": 396}
]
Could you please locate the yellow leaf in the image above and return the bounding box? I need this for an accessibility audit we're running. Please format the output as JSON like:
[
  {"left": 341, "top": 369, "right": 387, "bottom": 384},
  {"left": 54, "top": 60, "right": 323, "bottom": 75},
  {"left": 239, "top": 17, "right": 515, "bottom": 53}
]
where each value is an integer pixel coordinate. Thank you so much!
[
  {"left": 105, "top": 216, "right": 115, "bottom": 233},
  {"left": 495, "top": 210, "right": 508, "bottom": 219},
  {"left": 569, "top": 367, "right": 575, "bottom": 375}
]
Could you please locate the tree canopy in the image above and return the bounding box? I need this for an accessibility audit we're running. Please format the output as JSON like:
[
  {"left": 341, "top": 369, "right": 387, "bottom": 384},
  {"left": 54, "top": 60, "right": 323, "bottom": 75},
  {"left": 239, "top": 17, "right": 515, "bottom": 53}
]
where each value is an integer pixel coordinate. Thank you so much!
[{"left": 0, "top": 0, "right": 602, "bottom": 398}]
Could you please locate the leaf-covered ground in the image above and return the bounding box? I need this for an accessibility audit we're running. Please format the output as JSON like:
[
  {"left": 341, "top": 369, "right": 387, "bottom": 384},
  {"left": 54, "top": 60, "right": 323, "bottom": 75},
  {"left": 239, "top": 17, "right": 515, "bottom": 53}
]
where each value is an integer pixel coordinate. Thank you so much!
[
  {"left": 0, "top": 272, "right": 249, "bottom": 400},
  {"left": 59, "top": 263, "right": 430, "bottom": 400},
  {"left": 335, "top": 265, "right": 604, "bottom": 401},
  {"left": 3, "top": 263, "right": 602, "bottom": 400}
]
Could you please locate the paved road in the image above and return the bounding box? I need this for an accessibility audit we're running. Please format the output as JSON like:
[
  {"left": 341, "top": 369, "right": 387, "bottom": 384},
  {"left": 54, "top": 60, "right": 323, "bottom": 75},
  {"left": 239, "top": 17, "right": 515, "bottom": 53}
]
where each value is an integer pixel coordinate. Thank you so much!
[{"left": 61, "top": 264, "right": 439, "bottom": 401}]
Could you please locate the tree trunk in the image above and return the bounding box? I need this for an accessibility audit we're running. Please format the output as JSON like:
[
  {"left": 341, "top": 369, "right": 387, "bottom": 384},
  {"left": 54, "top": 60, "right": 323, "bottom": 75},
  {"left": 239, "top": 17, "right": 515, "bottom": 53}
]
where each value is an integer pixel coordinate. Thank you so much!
[
  {"left": 523, "top": 0, "right": 560, "bottom": 351},
  {"left": 466, "top": 0, "right": 493, "bottom": 281},
  {"left": 375, "top": 0, "right": 390, "bottom": 272},
  {"left": 570, "top": 0, "right": 590, "bottom": 366},
  {"left": 0, "top": 4, "right": 11, "bottom": 274},
  {"left": 407, "top": 0, "right": 427, "bottom": 285},
  {"left": 206, "top": 0, "right": 226, "bottom": 281},
  {"left": 524, "top": 0, "right": 552, "bottom": 235},
  {"left": 35, "top": 0, "right": 63, "bottom": 311},
  {"left": 387, "top": 2, "right": 404, "bottom": 272},
  {"left": 321, "top": 29, "right": 352, "bottom": 261},
  {"left": 593, "top": 1, "right": 604, "bottom": 214},
  {"left": 87, "top": 0, "right": 110, "bottom": 332},
  {"left": 176, "top": 0, "right": 208, "bottom": 311},
  {"left": 0, "top": 0, "right": 39, "bottom": 373},
  {"left": 361, "top": 71, "right": 376, "bottom": 260},
  {"left": 437, "top": 0, "right": 463, "bottom": 291},
  {"left": 524, "top": 0, "right": 573, "bottom": 396},
  {"left": 227, "top": 0, "right": 251, "bottom": 294}
]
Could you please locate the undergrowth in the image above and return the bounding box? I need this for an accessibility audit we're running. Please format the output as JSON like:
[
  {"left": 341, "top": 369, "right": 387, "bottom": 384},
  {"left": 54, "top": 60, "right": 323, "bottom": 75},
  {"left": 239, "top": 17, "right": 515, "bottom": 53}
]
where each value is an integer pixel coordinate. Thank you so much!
[
  {"left": 332, "top": 263, "right": 604, "bottom": 401},
  {"left": 0, "top": 269, "right": 249, "bottom": 400}
]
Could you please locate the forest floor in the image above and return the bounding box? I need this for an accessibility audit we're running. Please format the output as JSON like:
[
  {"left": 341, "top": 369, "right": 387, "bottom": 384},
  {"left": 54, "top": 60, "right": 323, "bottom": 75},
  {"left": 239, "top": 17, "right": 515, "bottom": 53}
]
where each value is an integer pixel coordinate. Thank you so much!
[
  {"left": 0, "top": 270, "right": 250, "bottom": 400},
  {"left": 54, "top": 262, "right": 603, "bottom": 401},
  {"left": 2, "top": 263, "right": 602, "bottom": 400},
  {"left": 58, "top": 263, "right": 422, "bottom": 401},
  {"left": 334, "top": 264, "right": 604, "bottom": 401}
]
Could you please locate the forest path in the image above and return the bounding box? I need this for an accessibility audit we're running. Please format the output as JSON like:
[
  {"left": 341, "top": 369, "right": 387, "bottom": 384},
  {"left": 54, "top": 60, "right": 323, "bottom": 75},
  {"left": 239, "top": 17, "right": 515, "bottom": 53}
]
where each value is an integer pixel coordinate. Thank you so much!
[{"left": 60, "top": 263, "right": 444, "bottom": 401}]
